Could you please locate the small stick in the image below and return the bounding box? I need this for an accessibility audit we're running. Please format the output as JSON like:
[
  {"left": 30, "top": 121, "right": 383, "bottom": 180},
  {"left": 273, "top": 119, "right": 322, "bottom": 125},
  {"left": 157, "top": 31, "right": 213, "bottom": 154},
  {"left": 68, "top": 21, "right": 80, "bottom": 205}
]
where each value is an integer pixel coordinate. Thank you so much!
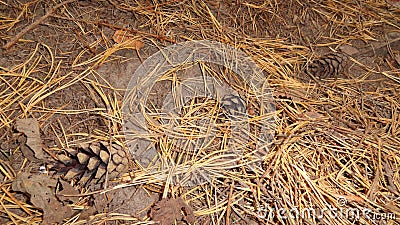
[
  {"left": 225, "top": 181, "right": 234, "bottom": 225},
  {"left": 3, "top": 0, "right": 77, "bottom": 49}
]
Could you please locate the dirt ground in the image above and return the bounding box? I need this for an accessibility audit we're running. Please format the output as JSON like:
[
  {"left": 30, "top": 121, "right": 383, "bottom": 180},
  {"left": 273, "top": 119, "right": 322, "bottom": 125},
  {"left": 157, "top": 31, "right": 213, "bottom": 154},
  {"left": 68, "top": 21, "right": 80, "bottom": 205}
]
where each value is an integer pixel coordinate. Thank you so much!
[{"left": 1, "top": 0, "right": 400, "bottom": 225}]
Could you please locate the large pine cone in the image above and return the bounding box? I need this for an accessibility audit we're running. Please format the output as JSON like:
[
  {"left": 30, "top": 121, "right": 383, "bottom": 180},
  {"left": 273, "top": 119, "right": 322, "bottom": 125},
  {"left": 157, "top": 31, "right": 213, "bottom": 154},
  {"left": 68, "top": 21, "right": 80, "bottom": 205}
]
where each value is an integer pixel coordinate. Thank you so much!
[{"left": 54, "top": 141, "right": 130, "bottom": 186}]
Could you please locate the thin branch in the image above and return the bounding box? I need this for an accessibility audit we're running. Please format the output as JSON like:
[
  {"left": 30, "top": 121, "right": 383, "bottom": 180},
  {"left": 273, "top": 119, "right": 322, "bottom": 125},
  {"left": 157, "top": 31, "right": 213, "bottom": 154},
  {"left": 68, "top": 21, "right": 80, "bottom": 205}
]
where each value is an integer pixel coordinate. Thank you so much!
[{"left": 3, "top": 0, "right": 78, "bottom": 49}]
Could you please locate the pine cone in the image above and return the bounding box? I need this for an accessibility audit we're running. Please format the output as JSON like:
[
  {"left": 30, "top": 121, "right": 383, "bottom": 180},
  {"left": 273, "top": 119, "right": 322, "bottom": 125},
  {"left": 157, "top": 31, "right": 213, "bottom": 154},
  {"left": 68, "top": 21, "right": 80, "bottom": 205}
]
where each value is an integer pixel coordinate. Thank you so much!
[
  {"left": 54, "top": 141, "right": 130, "bottom": 186},
  {"left": 306, "top": 53, "right": 347, "bottom": 79}
]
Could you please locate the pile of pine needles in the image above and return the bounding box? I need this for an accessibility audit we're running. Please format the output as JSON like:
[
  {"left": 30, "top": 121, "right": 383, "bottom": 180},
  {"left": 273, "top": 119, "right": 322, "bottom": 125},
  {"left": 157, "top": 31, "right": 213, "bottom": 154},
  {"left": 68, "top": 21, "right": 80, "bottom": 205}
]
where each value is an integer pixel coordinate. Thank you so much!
[{"left": 0, "top": 0, "right": 399, "bottom": 224}]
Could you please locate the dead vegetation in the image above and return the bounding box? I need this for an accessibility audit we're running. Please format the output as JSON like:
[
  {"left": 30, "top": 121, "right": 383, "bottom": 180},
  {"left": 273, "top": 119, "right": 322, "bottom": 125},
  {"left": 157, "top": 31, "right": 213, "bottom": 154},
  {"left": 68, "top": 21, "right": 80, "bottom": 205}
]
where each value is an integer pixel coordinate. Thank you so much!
[{"left": 0, "top": 0, "right": 400, "bottom": 224}]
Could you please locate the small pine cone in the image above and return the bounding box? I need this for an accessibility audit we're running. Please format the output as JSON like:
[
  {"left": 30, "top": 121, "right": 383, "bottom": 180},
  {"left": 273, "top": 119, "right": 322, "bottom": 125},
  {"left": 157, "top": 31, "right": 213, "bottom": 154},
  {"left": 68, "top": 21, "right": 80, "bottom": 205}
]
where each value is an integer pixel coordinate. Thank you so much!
[
  {"left": 221, "top": 93, "right": 247, "bottom": 119},
  {"left": 53, "top": 142, "right": 130, "bottom": 186},
  {"left": 306, "top": 53, "right": 347, "bottom": 79}
]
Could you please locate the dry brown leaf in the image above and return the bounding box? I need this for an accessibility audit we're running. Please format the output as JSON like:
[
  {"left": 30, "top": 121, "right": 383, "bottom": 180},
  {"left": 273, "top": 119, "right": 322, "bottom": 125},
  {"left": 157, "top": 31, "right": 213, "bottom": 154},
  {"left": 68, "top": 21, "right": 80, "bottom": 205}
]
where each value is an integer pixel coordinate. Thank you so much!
[
  {"left": 15, "top": 118, "right": 45, "bottom": 160},
  {"left": 112, "top": 30, "right": 144, "bottom": 50},
  {"left": 56, "top": 180, "right": 79, "bottom": 203},
  {"left": 150, "top": 197, "right": 195, "bottom": 225},
  {"left": 17, "top": 135, "right": 36, "bottom": 161},
  {"left": 339, "top": 44, "right": 359, "bottom": 55},
  {"left": 12, "top": 172, "right": 75, "bottom": 224},
  {"left": 112, "top": 30, "right": 130, "bottom": 43}
]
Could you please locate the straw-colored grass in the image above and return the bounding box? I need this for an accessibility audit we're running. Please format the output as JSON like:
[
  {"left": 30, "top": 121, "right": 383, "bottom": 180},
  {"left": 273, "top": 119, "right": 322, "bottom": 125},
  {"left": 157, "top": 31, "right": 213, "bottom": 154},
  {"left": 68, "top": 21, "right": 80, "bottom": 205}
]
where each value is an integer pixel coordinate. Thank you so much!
[{"left": 0, "top": 0, "right": 399, "bottom": 224}]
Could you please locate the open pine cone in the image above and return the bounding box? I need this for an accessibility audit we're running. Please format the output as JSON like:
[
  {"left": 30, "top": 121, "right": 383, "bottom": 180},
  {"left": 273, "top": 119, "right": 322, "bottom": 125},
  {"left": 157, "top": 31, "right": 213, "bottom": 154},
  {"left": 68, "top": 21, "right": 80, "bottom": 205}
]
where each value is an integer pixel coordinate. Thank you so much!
[
  {"left": 306, "top": 53, "right": 346, "bottom": 79},
  {"left": 54, "top": 141, "right": 130, "bottom": 186}
]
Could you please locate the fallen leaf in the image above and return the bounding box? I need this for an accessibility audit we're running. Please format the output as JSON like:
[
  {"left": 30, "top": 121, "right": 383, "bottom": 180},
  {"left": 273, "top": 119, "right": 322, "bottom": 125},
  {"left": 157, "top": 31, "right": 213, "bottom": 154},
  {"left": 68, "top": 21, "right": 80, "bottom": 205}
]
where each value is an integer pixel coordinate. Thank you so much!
[
  {"left": 15, "top": 118, "right": 44, "bottom": 160},
  {"left": 124, "top": 39, "right": 144, "bottom": 50},
  {"left": 17, "top": 135, "right": 36, "bottom": 161},
  {"left": 112, "top": 30, "right": 130, "bottom": 43},
  {"left": 150, "top": 197, "right": 195, "bottom": 225},
  {"left": 56, "top": 180, "right": 80, "bottom": 203},
  {"left": 12, "top": 172, "right": 75, "bottom": 224},
  {"left": 339, "top": 44, "right": 359, "bottom": 56},
  {"left": 112, "top": 30, "right": 144, "bottom": 50}
]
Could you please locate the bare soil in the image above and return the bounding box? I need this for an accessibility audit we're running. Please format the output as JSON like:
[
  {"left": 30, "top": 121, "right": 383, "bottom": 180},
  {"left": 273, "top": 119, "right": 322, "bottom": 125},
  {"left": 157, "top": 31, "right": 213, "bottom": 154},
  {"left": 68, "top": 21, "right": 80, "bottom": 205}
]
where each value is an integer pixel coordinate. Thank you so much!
[{"left": 1, "top": 0, "right": 399, "bottom": 224}]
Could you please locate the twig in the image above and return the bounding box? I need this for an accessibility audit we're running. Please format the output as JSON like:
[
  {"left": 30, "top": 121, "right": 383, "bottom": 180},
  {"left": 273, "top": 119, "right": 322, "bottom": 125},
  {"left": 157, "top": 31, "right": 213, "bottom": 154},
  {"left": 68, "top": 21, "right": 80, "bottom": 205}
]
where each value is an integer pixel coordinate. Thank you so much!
[
  {"left": 3, "top": 0, "right": 78, "bottom": 49},
  {"left": 225, "top": 181, "right": 234, "bottom": 225}
]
